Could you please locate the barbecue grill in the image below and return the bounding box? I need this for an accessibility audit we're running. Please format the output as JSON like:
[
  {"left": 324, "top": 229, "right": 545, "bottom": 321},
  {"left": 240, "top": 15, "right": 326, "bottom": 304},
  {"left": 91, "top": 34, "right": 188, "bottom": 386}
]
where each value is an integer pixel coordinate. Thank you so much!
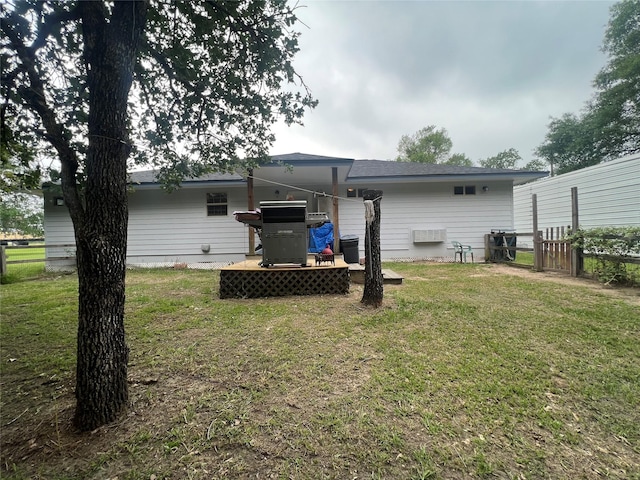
[{"left": 234, "top": 200, "right": 329, "bottom": 267}]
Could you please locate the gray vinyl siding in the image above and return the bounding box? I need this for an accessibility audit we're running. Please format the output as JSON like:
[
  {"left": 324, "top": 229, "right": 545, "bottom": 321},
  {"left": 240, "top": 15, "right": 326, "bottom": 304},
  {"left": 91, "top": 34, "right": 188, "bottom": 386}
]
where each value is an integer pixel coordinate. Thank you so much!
[{"left": 513, "top": 154, "right": 640, "bottom": 232}]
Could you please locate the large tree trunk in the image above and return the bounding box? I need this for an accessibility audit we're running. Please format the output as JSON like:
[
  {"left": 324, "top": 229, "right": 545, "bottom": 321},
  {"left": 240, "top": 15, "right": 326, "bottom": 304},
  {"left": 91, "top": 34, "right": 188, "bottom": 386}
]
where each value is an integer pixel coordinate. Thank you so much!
[
  {"left": 72, "top": 2, "right": 147, "bottom": 431},
  {"left": 361, "top": 190, "right": 384, "bottom": 307}
]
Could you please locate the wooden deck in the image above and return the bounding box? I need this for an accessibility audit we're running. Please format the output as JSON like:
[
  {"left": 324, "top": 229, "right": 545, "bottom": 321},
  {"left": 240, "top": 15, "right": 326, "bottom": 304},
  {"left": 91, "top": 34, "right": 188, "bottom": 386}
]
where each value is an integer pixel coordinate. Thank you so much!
[
  {"left": 219, "top": 255, "right": 350, "bottom": 299},
  {"left": 347, "top": 264, "right": 404, "bottom": 285}
]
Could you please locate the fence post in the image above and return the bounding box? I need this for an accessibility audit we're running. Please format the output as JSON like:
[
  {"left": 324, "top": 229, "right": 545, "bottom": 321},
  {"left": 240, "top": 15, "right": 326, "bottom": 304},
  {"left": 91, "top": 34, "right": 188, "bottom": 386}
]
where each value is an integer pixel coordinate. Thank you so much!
[
  {"left": 484, "top": 234, "right": 491, "bottom": 262},
  {"left": 532, "top": 194, "right": 543, "bottom": 272},
  {"left": 0, "top": 246, "right": 6, "bottom": 275},
  {"left": 570, "top": 186, "right": 582, "bottom": 277}
]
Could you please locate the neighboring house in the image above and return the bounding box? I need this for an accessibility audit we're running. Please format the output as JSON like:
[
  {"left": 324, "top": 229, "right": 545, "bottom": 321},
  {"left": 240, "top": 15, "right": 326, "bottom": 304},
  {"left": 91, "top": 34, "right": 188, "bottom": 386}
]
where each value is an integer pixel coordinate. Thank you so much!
[
  {"left": 513, "top": 153, "right": 640, "bottom": 234},
  {"left": 43, "top": 153, "right": 546, "bottom": 268}
]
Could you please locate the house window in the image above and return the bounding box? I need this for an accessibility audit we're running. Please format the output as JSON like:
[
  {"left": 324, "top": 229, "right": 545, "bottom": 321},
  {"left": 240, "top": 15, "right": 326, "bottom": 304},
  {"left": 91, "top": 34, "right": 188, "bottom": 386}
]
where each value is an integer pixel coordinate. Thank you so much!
[
  {"left": 347, "top": 188, "right": 369, "bottom": 198},
  {"left": 454, "top": 185, "right": 476, "bottom": 196},
  {"left": 206, "top": 192, "right": 228, "bottom": 216}
]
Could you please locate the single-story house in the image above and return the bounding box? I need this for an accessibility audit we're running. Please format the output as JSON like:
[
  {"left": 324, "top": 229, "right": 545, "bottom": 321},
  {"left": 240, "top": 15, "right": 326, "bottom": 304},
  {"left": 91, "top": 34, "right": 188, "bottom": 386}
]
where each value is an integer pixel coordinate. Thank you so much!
[
  {"left": 43, "top": 153, "right": 547, "bottom": 268},
  {"left": 514, "top": 153, "right": 640, "bottom": 233}
]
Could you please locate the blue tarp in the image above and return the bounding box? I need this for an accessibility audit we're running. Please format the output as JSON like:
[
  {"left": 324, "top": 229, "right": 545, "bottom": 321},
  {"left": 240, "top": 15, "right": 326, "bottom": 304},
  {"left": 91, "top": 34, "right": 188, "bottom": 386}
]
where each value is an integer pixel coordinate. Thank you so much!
[{"left": 309, "top": 222, "right": 334, "bottom": 253}]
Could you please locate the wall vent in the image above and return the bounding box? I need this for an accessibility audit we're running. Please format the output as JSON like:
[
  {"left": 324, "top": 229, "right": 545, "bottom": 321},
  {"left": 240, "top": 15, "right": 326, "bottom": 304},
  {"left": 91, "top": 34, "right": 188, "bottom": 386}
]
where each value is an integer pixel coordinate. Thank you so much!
[{"left": 412, "top": 229, "right": 447, "bottom": 243}]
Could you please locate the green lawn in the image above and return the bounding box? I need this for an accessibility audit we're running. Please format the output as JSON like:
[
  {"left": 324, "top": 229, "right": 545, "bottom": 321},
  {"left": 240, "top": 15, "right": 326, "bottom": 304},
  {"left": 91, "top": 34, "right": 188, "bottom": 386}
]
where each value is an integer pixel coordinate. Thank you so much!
[
  {"left": 2, "top": 245, "right": 45, "bottom": 282},
  {"left": 1, "top": 263, "right": 638, "bottom": 479}
]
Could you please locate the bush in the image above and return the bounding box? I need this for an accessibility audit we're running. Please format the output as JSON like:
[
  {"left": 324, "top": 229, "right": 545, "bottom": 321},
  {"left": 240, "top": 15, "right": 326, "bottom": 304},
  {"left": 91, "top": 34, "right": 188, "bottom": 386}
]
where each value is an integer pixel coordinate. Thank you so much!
[{"left": 569, "top": 226, "right": 640, "bottom": 285}]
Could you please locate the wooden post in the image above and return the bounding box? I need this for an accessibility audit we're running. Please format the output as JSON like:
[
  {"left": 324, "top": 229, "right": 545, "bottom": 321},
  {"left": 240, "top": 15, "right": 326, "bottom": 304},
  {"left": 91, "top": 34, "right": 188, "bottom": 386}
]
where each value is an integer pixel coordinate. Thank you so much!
[
  {"left": 247, "top": 168, "right": 255, "bottom": 255},
  {"left": 484, "top": 234, "right": 491, "bottom": 262},
  {"left": 361, "top": 189, "right": 383, "bottom": 308},
  {"left": 332, "top": 167, "right": 340, "bottom": 255},
  {"left": 0, "top": 246, "right": 6, "bottom": 276},
  {"left": 532, "top": 194, "right": 543, "bottom": 272},
  {"left": 570, "top": 186, "right": 582, "bottom": 277}
]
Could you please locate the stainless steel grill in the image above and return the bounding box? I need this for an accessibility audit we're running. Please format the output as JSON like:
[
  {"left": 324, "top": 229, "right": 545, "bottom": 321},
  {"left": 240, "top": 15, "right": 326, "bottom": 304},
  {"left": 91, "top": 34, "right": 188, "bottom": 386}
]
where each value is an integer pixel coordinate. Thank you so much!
[{"left": 234, "top": 200, "right": 329, "bottom": 267}]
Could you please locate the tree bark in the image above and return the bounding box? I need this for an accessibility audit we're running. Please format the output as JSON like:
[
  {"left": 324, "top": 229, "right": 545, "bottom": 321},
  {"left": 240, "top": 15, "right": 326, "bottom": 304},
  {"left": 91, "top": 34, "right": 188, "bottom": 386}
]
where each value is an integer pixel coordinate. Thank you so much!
[
  {"left": 72, "top": 1, "right": 147, "bottom": 431},
  {"left": 361, "top": 190, "right": 384, "bottom": 307}
]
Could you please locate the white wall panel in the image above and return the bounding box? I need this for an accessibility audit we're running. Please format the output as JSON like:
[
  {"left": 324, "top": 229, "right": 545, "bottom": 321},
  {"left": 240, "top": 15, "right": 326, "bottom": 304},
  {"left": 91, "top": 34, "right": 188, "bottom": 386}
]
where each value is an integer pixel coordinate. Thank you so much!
[
  {"left": 514, "top": 154, "right": 640, "bottom": 231},
  {"left": 43, "top": 177, "right": 517, "bottom": 265}
]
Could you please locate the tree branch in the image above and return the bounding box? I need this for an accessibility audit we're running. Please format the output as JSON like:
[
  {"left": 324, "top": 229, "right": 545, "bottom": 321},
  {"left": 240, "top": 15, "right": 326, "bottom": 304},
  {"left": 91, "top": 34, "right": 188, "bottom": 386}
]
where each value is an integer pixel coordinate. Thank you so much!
[
  {"left": 1, "top": 14, "right": 84, "bottom": 222},
  {"left": 31, "top": 5, "right": 82, "bottom": 53}
]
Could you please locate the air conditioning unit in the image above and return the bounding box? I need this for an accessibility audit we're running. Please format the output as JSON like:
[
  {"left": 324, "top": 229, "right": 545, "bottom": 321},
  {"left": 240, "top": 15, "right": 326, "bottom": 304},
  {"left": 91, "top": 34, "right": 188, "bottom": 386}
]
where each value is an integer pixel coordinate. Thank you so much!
[{"left": 412, "top": 228, "right": 447, "bottom": 243}]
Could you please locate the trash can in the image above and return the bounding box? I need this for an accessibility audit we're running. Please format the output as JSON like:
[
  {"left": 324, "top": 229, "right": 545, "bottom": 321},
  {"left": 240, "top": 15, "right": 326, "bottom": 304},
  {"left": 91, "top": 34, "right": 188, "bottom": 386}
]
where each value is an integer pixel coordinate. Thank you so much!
[
  {"left": 340, "top": 234, "right": 359, "bottom": 264},
  {"left": 505, "top": 232, "right": 517, "bottom": 261},
  {"left": 491, "top": 230, "right": 516, "bottom": 261}
]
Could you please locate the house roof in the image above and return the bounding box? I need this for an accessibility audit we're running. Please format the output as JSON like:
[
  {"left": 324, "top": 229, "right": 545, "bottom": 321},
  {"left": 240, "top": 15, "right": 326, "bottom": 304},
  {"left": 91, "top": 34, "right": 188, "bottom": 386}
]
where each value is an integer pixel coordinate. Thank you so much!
[
  {"left": 348, "top": 160, "right": 548, "bottom": 185},
  {"left": 268, "top": 152, "right": 355, "bottom": 166},
  {"left": 129, "top": 170, "right": 244, "bottom": 185},
  {"left": 127, "top": 153, "right": 548, "bottom": 187}
]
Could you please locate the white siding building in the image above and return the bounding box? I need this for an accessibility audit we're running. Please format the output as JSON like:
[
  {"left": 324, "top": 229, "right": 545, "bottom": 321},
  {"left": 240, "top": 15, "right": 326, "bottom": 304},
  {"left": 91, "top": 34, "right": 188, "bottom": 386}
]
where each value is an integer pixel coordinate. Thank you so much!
[
  {"left": 514, "top": 154, "right": 640, "bottom": 233},
  {"left": 44, "top": 153, "right": 547, "bottom": 267}
]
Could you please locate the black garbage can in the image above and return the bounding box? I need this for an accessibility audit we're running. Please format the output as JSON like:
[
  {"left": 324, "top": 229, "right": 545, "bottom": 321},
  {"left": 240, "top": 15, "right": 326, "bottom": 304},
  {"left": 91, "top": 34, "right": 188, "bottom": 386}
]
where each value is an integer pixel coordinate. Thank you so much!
[
  {"left": 340, "top": 234, "right": 359, "bottom": 264},
  {"left": 505, "top": 233, "right": 517, "bottom": 261},
  {"left": 491, "top": 230, "right": 516, "bottom": 261}
]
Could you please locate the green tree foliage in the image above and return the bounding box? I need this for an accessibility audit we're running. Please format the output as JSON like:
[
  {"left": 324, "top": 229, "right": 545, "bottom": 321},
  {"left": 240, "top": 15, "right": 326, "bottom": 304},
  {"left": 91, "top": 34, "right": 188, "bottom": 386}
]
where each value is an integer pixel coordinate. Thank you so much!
[
  {"left": 396, "top": 125, "right": 453, "bottom": 164},
  {"left": 479, "top": 148, "right": 522, "bottom": 169},
  {"left": 1, "top": 0, "right": 315, "bottom": 430},
  {"left": 0, "top": 106, "right": 41, "bottom": 193},
  {"left": 478, "top": 148, "right": 545, "bottom": 171},
  {"left": 591, "top": 0, "right": 640, "bottom": 160},
  {"left": 537, "top": 1, "right": 639, "bottom": 175},
  {"left": 0, "top": 193, "right": 44, "bottom": 237},
  {"left": 444, "top": 153, "right": 474, "bottom": 167},
  {"left": 521, "top": 158, "right": 547, "bottom": 171}
]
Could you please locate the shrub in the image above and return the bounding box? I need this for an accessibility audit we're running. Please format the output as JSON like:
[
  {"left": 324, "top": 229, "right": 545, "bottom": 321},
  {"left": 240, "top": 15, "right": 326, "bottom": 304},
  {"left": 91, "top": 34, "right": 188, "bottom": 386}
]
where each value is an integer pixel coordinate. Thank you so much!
[{"left": 569, "top": 226, "right": 640, "bottom": 286}]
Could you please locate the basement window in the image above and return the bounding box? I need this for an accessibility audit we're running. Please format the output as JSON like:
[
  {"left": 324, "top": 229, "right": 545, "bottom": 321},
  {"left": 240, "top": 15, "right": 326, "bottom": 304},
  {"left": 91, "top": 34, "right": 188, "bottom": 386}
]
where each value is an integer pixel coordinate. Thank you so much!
[
  {"left": 206, "top": 192, "right": 228, "bottom": 216},
  {"left": 454, "top": 185, "right": 476, "bottom": 196}
]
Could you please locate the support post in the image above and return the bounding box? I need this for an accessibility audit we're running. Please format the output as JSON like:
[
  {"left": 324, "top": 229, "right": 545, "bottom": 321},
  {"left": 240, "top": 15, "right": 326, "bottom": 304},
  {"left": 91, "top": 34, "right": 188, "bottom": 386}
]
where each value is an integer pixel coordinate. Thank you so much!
[
  {"left": 0, "top": 246, "right": 6, "bottom": 276},
  {"left": 570, "top": 186, "right": 582, "bottom": 277},
  {"left": 484, "top": 234, "right": 490, "bottom": 262},
  {"left": 361, "top": 190, "right": 383, "bottom": 307},
  {"left": 332, "top": 167, "right": 340, "bottom": 255},
  {"left": 532, "top": 194, "right": 543, "bottom": 272},
  {"left": 247, "top": 168, "right": 255, "bottom": 255}
]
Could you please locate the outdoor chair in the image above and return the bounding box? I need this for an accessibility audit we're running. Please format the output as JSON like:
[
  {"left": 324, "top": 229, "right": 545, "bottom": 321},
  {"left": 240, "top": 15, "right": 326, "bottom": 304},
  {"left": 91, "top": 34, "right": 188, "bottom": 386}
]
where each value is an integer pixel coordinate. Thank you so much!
[{"left": 452, "top": 241, "right": 474, "bottom": 263}]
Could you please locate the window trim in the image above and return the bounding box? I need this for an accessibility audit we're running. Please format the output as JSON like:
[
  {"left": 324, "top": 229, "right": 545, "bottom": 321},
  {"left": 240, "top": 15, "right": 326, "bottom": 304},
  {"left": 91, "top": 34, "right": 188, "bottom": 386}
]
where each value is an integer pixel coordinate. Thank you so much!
[
  {"left": 206, "top": 192, "right": 228, "bottom": 216},
  {"left": 454, "top": 185, "right": 476, "bottom": 196}
]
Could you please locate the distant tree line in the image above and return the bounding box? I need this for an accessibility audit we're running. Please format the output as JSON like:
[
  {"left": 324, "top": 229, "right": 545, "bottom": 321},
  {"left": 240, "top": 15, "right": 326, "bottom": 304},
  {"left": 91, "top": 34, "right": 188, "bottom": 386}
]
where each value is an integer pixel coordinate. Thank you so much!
[{"left": 396, "top": 126, "right": 545, "bottom": 171}]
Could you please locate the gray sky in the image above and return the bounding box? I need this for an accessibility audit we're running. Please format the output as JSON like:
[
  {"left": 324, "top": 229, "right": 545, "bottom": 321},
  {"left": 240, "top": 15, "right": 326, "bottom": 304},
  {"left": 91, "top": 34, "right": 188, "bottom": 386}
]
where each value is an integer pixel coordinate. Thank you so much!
[{"left": 270, "top": 0, "right": 614, "bottom": 165}]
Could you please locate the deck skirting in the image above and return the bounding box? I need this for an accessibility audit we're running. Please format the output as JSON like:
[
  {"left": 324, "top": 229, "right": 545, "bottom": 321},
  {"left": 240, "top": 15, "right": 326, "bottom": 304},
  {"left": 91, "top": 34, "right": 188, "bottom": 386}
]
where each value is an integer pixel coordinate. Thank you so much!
[{"left": 219, "top": 258, "right": 349, "bottom": 299}]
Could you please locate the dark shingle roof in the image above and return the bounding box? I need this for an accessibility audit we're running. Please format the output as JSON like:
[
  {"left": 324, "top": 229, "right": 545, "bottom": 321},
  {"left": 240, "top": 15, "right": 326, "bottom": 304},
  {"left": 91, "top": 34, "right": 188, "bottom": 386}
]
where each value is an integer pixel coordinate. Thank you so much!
[
  {"left": 348, "top": 159, "right": 528, "bottom": 178},
  {"left": 129, "top": 170, "right": 243, "bottom": 184},
  {"left": 267, "top": 152, "right": 354, "bottom": 166},
  {"left": 127, "top": 154, "right": 548, "bottom": 186}
]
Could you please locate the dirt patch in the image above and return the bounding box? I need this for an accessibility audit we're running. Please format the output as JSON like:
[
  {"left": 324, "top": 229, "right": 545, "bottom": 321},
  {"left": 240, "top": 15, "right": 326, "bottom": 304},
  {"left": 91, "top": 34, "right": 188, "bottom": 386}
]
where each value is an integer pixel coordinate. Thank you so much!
[{"left": 486, "top": 263, "right": 640, "bottom": 305}]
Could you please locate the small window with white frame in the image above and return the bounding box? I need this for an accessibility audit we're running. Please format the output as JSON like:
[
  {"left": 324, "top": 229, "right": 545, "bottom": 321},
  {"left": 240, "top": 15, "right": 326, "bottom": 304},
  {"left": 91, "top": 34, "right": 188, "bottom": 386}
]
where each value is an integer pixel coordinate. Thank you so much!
[
  {"left": 206, "top": 192, "right": 228, "bottom": 216},
  {"left": 454, "top": 185, "right": 476, "bottom": 196}
]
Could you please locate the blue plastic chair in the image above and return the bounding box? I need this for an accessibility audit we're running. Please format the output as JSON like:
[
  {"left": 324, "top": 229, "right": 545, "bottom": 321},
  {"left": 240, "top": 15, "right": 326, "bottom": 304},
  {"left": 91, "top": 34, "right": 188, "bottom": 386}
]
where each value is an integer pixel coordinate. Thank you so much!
[{"left": 452, "top": 241, "right": 474, "bottom": 263}]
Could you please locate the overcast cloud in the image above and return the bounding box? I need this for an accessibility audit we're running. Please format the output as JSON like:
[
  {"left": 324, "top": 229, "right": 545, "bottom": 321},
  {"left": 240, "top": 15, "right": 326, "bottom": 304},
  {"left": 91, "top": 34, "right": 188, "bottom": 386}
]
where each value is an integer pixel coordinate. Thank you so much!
[{"left": 270, "top": 0, "right": 614, "bottom": 165}]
